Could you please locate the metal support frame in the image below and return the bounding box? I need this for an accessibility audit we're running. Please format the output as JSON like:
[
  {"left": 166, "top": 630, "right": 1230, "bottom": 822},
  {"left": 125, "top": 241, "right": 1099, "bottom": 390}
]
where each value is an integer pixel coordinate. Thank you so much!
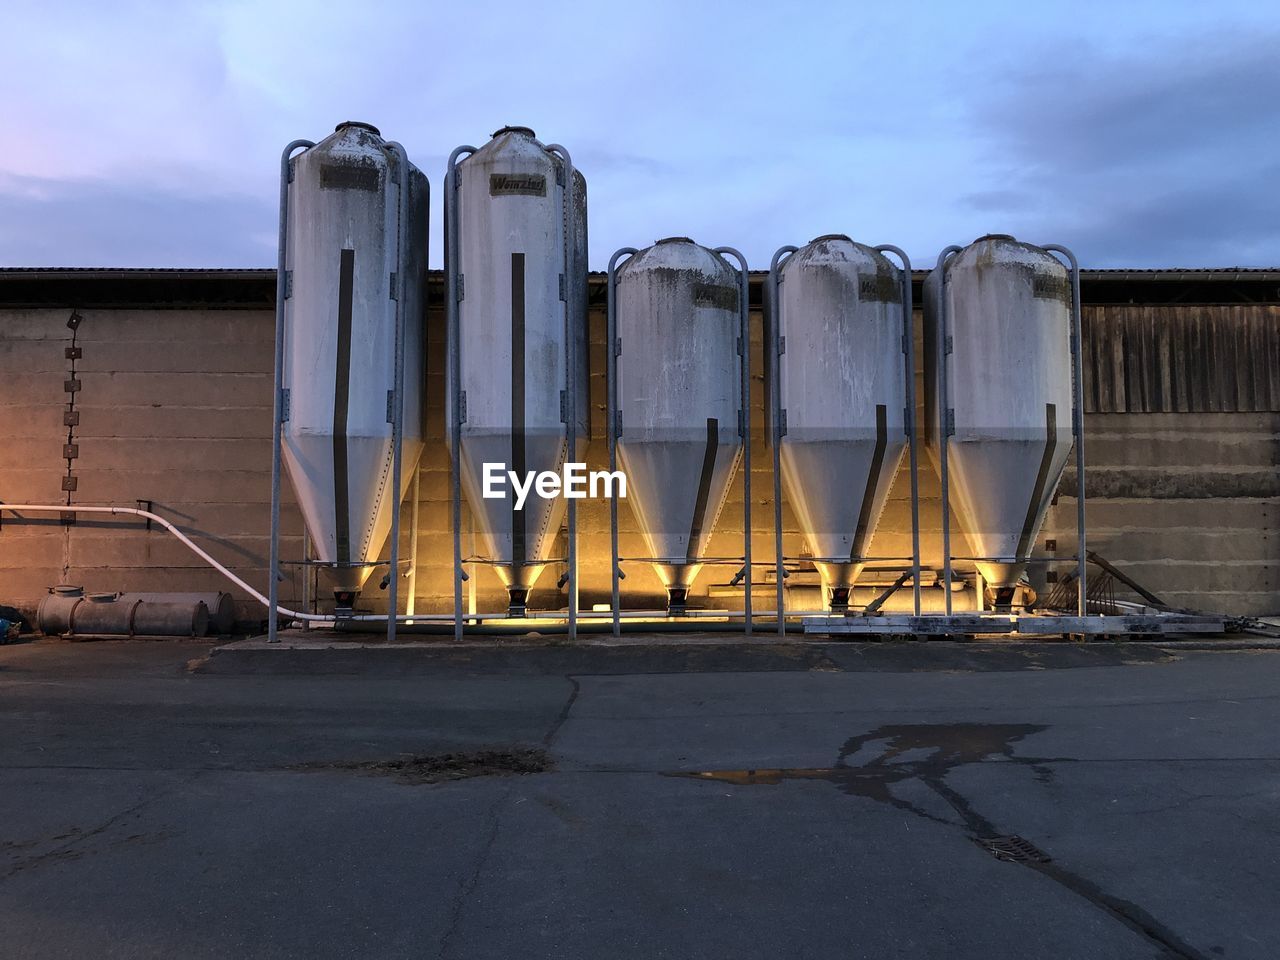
[
  {"left": 445, "top": 140, "right": 582, "bottom": 640},
  {"left": 382, "top": 140, "right": 415, "bottom": 645},
  {"left": 605, "top": 247, "right": 637, "bottom": 637},
  {"left": 268, "top": 138, "right": 315, "bottom": 644},
  {"left": 604, "top": 245, "right": 754, "bottom": 634},
  {"left": 445, "top": 145, "right": 476, "bottom": 642},
  {"left": 874, "top": 245, "right": 923, "bottom": 618},
  {"left": 767, "top": 245, "right": 797, "bottom": 638},
  {"left": 767, "top": 243, "right": 921, "bottom": 636},
  {"left": 268, "top": 134, "right": 419, "bottom": 644},
  {"left": 934, "top": 245, "right": 963, "bottom": 616},
  {"left": 714, "top": 246, "right": 753, "bottom": 636},
  {"left": 1043, "top": 244, "right": 1088, "bottom": 619},
  {"left": 545, "top": 143, "right": 579, "bottom": 642},
  {"left": 935, "top": 241, "right": 1087, "bottom": 620}
]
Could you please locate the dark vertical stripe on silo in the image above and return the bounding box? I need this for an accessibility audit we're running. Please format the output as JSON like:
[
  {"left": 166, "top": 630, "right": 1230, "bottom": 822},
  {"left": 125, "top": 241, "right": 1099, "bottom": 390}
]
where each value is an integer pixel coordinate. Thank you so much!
[
  {"left": 850, "top": 404, "right": 888, "bottom": 561},
  {"left": 511, "top": 252, "right": 527, "bottom": 573},
  {"left": 686, "top": 418, "right": 719, "bottom": 562},
  {"left": 1015, "top": 403, "right": 1057, "bottom": 562},
  {"left": 333, "top": 248, "right": 355, "bottom": 564}
]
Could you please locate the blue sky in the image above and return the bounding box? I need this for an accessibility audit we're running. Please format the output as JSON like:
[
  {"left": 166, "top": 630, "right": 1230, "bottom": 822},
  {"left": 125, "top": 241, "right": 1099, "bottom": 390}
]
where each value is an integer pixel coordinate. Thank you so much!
[{"left": 2, "top": 0, "right": 1278, "bottom": 269}]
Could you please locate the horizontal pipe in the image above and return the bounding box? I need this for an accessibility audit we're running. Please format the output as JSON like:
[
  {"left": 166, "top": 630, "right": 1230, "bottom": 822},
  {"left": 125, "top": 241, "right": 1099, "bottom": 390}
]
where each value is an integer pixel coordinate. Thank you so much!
[{"left": 1, "top": 504, "right": 358, "bottom": 624}]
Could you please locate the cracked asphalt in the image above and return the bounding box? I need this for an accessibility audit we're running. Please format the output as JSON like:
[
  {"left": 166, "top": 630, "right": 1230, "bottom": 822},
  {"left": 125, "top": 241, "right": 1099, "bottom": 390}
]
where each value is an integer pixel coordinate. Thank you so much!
[{"left": 1, "top": 639, "right": 1278, "bottom": 959}]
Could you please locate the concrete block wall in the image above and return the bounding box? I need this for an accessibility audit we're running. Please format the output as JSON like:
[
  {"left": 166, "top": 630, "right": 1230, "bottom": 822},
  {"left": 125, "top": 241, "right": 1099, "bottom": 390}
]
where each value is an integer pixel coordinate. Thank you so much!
[
  {"left": 0, "top": 307, "right": 306, "bottom": 627},
  {"left": 2, "top": 300, "right": 1276, "bottom": 628}
]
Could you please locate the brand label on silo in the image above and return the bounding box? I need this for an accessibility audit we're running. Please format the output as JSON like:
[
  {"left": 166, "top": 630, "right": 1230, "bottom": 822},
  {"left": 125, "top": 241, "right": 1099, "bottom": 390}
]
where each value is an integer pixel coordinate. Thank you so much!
[
  {"left": 319, "top": 162, "right": 381, "bottom": 192},
  {"left": 490, "top": 174, "right": 547, "bottom": 197},
  {"left": 859, "top": 273, "right": 902, "bottom": 304},
  {"left": 1033, "top": 274, "right": 1070, "bottom": 303},
  {"left": 692, "top": 283, "right": 739, "bottom": 312}
]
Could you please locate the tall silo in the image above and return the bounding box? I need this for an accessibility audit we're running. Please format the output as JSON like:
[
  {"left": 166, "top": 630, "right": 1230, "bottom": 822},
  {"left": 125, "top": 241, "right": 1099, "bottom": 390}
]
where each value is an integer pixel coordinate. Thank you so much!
[
  {"left": 446, "top": 127, "right": 588, "bottom": 616},
  {"left": 613, "top": 238, "right": 744, "bottom": 614},
  {"left": 773, "top": 236, "right": 909, "bottom": 610},
  {"left": 279, "top": 121, "right": 429, "bottom": 609},
  {"left": 924, "top": 234, "right": 1075, "bottom": 607}
]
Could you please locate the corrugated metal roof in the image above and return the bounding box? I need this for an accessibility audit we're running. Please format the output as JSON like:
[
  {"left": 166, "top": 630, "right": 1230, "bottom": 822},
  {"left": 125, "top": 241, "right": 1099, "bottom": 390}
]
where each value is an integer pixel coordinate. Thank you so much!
[{"left": 3, "top": 266, "right": 1279, "bottom": 279}]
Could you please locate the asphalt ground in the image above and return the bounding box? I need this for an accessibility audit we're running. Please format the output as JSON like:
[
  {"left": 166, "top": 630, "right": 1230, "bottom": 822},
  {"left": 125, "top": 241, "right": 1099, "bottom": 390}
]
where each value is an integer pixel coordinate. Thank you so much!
[{"left": 2, "top": 638, "right": 1278, "bottom": 959}]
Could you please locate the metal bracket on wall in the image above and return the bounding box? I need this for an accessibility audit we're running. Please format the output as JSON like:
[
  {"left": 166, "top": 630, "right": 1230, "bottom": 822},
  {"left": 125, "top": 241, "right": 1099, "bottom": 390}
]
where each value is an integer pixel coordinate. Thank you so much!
[{"left": 137, "top": 500, "right": 153, "bottom": 531}]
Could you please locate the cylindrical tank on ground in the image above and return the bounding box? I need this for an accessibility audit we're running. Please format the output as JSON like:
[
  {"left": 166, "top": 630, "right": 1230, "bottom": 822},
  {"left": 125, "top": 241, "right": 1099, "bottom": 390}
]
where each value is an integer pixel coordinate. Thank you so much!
[
  {"left": 614, "top": 238, "right": 744, "bottom": 613},
  {"left": 924, "top": 234, "right": 1075, "bottom": 603},
  {"left": 281, "top": 121, "right": 429, "bottom": 605},
  {"left": 447, "top": 126, "right": 588, "bottom": 616},
  {"left": 775, "top": 235, "right": 908, "bottom": 610},
  {"left": 37, "top": 589, "right": 210, "bottom": 637}
]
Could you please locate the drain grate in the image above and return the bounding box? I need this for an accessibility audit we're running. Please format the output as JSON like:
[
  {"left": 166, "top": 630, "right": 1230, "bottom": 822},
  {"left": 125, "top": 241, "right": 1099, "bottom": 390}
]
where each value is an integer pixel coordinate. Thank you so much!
[{"left": 976, "top": 834, "right": 1051, "bottom": 863}]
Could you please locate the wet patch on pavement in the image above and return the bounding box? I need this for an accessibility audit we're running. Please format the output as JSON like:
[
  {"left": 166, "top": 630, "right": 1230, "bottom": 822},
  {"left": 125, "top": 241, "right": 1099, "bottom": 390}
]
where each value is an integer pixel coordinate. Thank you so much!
[{"left": 290, "top": 748, "right": 553, "bottom": 785}]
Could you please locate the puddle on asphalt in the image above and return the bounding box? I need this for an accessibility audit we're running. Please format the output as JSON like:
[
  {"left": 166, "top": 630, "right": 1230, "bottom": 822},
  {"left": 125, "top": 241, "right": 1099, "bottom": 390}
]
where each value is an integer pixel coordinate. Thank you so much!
[
  {"left": 673, "top": 723, "right": 1055, "bottom": 826},
  {"left": 290, "top": 747, "right": 552, "bottom": 785}
]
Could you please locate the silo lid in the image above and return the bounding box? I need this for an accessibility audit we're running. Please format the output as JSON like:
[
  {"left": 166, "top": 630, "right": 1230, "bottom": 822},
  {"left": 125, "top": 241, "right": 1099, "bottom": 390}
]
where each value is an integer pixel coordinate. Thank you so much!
[
  {"left": 335, "top": 121, "right": 381, "bottom": 135},
  {"left": 655, "top": 236, "right": 694, "bottom": 245},
  {"left": 811, "top": 233, "right": 852, "bottom": 243},
  {"left": 51, "top": 584, "right": 83, "bottom": 597},
  {"left": 975, "top": 233, "right": 1016, "bottom": 242},
  {"left": 493, "top": 125, "right": 536, "bottom": 138}
]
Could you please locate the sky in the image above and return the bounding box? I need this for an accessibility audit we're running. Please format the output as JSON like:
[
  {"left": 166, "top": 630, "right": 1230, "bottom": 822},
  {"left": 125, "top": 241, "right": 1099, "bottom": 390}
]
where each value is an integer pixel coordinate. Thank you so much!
[{"left": 2, "top": 0, "right": 1278, "bottom": 271}]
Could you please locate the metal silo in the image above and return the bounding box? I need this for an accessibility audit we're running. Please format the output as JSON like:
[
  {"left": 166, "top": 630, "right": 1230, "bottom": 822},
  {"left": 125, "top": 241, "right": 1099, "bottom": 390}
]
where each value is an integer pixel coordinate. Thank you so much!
[
  {"left": 269, "top": 122, "right": 429, "bottom": 632},
  {"left": 925, "top": 234, "right": 1080, "bottom": 610},
  {"left": 444, "top": 127, "right": 587, "bottom": 622},
  {"left": 770, "top": 236, "right": 914, "bottom": 613},
  {"left": 608, "top": 238, "right": 748, "bottom": 616}
]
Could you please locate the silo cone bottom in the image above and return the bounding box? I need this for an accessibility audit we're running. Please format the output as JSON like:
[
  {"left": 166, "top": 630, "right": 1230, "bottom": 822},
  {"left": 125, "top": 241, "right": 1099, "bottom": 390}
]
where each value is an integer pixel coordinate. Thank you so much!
[
  {"left": 506, "top": 586, "right": 530, "bottom": 618},
  {"left": 655, "top": 562, "right": 703, "bottom": 616},
  {"left": 495, "top": 564, "right": 547, "bottom": 618},
  {"left": 320, "top": 565, "right": 372, "bottom": 614},
  {"left": 815, "top": 561, "right": 866, "bottom": 613}
]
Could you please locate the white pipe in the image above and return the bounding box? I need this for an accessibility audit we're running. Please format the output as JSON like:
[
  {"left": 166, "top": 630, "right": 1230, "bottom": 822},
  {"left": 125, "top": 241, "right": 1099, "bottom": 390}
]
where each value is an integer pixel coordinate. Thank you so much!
[{"left": 0, "top": 504, "right": 415, "bottom": 624}]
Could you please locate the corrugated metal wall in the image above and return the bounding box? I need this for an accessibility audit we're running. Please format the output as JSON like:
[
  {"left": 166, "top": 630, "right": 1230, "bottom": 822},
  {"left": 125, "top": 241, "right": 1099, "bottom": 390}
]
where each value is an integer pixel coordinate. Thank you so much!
[{"left": 1083, "top": 304, "right": 1280, "bottom": 413}]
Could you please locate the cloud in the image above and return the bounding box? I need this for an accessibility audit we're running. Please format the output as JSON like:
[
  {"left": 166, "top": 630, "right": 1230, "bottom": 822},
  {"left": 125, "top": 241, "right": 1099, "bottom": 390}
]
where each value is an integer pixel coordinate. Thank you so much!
[
  {"left": 0, "top": 174, "right": 274, "bottom": 268},
  {"left": 960, "top": 32, "right": 1280, "bottom": 266}
]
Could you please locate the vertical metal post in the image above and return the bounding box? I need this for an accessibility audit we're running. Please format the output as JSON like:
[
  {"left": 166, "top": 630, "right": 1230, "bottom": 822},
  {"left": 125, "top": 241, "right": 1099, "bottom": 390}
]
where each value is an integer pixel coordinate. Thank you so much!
[
  {"left": 382, "top": 141, "right": 414, "bottom": 645},
  {"left": 935, "top": 246, "right": 962, "bottom": 616},
  {"left": 606, "top": 248, "right": 637, "bottom": 638},
  {"left": 715, "top": 247, "right": 752, "bottom": 635},
  {"left": 875, "top": 245, "right": 921, "bottom": 616},
  {"left": 768, "top": 246, "right": 797, "bottom": 637},
  {"left": 269, "top": 138, "right": 313, "bottom": 644},
  {"left": 1044, "top": 244, "right": 1087, "bottom": 618},
  {"left": 301, "top": 525, "right": 311, "bottom": 629},
  {"left": 407, "top": 464, "right": 421, "bottom": 622},
  {"left": 446, "top": 146, "right": 477, "bottom": 642},
  {"left": 546, "top": 145, "right": 578, "bottom": 641}
]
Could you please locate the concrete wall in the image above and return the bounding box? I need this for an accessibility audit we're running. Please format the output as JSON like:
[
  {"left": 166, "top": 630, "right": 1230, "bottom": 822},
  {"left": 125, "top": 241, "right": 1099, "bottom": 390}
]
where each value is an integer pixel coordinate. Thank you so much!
[{"left": 2, "top": 300, "right": 1276, "bottom": 628}]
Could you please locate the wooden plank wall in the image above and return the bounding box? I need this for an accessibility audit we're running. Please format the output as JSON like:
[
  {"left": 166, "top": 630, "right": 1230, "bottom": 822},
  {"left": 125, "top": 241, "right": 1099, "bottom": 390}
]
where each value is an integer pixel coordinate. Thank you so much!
[{"left": 1083, "top": 304, "right": 1280, "bottom": 413}]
